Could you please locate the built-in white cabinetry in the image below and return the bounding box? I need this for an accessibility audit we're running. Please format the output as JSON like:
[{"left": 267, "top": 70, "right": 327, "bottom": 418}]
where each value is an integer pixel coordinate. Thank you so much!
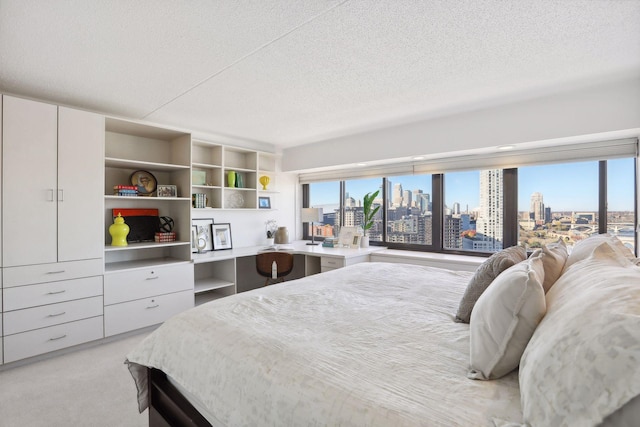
[
  {"left": 1, "top": 95, "right": 105, "bottom": 363},
  {"left": 103, "top": 118, "right": 194, "bottom": 336},
  {"left": 2, "top": 96, "right": 104, "bottom": 266}
]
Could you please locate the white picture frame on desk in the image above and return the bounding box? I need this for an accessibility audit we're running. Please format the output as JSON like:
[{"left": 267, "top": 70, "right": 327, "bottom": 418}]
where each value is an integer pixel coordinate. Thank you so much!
[
  {"left": 338, "top": 226, "right": 359, "bottom": 248},
  {"left": 350, "top": 234, "right": 362, "bottom": 249}
]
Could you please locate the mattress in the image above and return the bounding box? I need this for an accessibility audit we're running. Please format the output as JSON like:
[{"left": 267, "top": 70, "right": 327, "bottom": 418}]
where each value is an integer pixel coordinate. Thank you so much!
[{"left": 126, "top": 262, "right": 523, "bottom": 426}]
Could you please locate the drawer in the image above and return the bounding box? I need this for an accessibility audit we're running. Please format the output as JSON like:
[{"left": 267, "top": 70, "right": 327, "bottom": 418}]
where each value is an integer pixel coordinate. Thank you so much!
[
  {"left": 344, "top": 255, "right": 370, "bottom": 266},
  {"left": 3, "top": 316, "right": 103, "bottom": 363},
  {"left": 320, "top": 257, "right": 345, "bottom": 269},
  {"left": 320, "top": 266, "right": 339, "bottom": 273},
  {"left": 3, "top": 276, "right": 103, "bottom": 311},
  {"left": 3, "top": 259, "right": 103, "bottom": 288},
  {"left": 104, "top": 263, "right": 193, "bottom": 305},
  {"left": 3, "top": 296, "right": 103, "bottom": 335},
  {"left": 104, "top": 290, "right": 193, "bottom": 337}
]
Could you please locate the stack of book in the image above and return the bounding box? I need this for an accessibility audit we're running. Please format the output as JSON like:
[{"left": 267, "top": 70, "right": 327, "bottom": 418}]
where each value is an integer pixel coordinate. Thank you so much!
[
  {"left": 322, "top": 237, "right": 337, "bottom": 248},
  {"left": 192, "top": 193, "right": 206, "bottom": 208},
  {"left": 113, "top": 185, "right": 138, "bottom": 196},
  {"left": 154, "top": 232, "right": 177, "bottom": 243}
]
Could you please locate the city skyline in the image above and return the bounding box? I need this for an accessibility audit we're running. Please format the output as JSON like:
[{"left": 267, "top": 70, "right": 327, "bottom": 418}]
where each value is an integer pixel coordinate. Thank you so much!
[{"left": 310, "top": 158, "right": 635, "bottom": 212}]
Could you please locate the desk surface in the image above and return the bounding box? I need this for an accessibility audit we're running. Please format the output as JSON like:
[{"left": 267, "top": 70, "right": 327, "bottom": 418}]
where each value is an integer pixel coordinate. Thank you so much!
[{"left": 192, "top": 240, "right": 386, "bottom": 264}]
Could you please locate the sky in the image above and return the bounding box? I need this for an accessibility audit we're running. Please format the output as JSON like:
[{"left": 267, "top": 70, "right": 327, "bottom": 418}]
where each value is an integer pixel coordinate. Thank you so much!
[{"left": 310, "top": 158, "right": 635, "bottom": 212}]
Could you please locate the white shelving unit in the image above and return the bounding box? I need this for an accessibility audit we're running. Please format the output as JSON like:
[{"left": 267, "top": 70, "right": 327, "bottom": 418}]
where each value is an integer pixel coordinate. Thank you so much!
[{"left": 104, "top": 118, "right": 192, "bottom": 271}]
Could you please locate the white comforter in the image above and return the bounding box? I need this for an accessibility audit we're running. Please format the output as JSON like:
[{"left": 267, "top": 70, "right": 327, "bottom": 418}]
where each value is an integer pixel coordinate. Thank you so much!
[{"left": 126, "top": 262, "right": 522, "bottom": 426}]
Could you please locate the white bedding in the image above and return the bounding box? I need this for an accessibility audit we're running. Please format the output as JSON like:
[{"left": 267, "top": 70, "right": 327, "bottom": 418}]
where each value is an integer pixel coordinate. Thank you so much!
[{"left": 126, "top": 262, "right": 522, "bottom": 426}]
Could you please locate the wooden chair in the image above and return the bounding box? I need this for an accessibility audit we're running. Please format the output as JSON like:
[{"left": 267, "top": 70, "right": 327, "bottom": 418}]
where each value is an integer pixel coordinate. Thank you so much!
[{"left": 256, "top": 251, "right": 294, "bottom": 286}]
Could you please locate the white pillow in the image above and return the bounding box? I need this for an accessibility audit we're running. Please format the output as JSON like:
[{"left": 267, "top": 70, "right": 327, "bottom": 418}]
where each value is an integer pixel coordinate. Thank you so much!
[
  {"left": 468, "top": 250, "right": 546, "bottom": 380},
  {"left": 520, "top": 242, "right": 640, "bottom": 426},
  {"left": 563, "top": 233, "right": 635, "bottom": 273},
  {"left": 540, "top": 238, "right": 568, "bottom": 293}
]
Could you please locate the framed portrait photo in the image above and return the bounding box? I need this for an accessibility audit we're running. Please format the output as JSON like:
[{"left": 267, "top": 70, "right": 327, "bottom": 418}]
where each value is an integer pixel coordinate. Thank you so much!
[
  {"left": 212, "top": 223, "right": 233, "bottom": 250},
  {"left": 157, "top": 184, "right": 177, "bottom": 198},
  {"left": 258, "top": 196, "right": 271, "bottom": 209}
]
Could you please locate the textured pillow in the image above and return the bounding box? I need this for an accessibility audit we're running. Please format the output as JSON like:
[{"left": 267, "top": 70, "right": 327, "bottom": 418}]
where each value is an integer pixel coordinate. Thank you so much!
[
  {"left": 563, "top": 233, "right": 635, "bottom": 273},
  {"left": 520, "top": 242, "right": 640, "bottom": 426},
  {"left": 467, "top": 250, "right": 545, "bottom": 380},
  {"left": 455, "top": 245, "right": 527, "bottom": 323},
  {"left": 540, "top": 238, "right": 568, "bottom": 293}
]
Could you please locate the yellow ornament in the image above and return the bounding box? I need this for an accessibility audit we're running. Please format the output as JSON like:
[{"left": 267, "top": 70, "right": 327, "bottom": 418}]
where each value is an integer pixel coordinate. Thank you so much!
[
  {"left": 259, "top": 175, "right": 270, "bottom": 190},
  {"left": 109, "top": 213, "right": 130, "bottom": 246}
]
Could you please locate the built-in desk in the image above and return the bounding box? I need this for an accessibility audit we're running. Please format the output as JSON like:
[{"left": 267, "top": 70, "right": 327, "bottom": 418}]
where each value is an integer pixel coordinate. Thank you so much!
[{"left": 191, "top": 241, "right": 386, "bottom": 304}]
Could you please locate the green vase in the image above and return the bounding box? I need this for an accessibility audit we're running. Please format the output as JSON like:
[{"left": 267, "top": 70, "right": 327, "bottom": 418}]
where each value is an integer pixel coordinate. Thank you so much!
[{"left": 227, "top": 170, "right": 236, "bottom": 187}]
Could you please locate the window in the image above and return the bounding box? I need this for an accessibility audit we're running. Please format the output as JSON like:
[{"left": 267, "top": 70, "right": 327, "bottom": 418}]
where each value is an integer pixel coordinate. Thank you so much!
[
  {"left": 301, "top": 145, "right": 637, "bottom": 256},
  {"left": 386, "top": 175, "right": 433, "bottom": 246},
  {"left": 444, "top": 170, "right": 504, "bottom": 253},
  {"left": 307, "top": 181, "right": 340, "bottom": 239},
  {"left": 606, "top": 158, "right": 636, "bottom": 253},
  {"left": 518, "top": 161, "right": 600, "bottom": 249},
  {"left": 344, "top": 178, "right": 383, "bottom": 241}
]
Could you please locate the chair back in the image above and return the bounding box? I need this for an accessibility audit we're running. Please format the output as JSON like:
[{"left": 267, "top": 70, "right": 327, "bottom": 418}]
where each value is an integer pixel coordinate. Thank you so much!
[{"left": 256, "top": 251, "right": 294, "bottom": 281}]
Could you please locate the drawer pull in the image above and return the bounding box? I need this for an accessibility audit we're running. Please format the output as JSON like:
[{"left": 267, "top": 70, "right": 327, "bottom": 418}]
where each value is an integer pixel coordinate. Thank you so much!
[
  {"left": 47, "top": 290, "right": 67, "bottom": 295},
  {"left": 48, "top": 311, "right": 66, "bottom": 317},
  {"left": 46, "top": 270, "right": 66, "bottom": 274},
  {"left": 145, "top": 276, "right": 159, "bottom": 280},
  {"left": 49, "top": 334, "right": 67, "bottom": 341},
  {"left": 146, "top": 304, "right": 160, "bottom": 309}
]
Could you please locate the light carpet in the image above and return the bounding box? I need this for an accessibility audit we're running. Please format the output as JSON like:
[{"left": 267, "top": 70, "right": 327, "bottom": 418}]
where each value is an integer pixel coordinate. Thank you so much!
[{"left": 0, "top": 332, "right": 149, "bottom": 427}]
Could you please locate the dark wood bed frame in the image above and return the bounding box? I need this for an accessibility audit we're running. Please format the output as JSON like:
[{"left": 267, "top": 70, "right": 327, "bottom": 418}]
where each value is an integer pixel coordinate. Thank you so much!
[{"left": 148, "top": 368, "right": 212, "bottom": 427}]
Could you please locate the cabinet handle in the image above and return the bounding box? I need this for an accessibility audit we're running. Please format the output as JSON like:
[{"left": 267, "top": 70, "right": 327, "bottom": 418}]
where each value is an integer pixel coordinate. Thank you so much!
[
  {"left": 46, "top": 270, "right": 66, "bottom": 274},
  {"left": 146, "top": 304, "right": 159, "bottom": 309},
  {"left": 47, "top": 189, "right": 55, "bottom": 202},
  {"left": 47, "top": 289, "right": 66, "bottom": 295},
  {"left": 49, "top": 334, "right": 67, "bottom": 341},
  {"left": 58, "top": 189, "right": 64, "bottom": 202},
  {"left": 146, "top": 276, "right": 159, "bottom": 280},
  {"left": 48, "top": 311, "right": 66, "bottom": 317}
]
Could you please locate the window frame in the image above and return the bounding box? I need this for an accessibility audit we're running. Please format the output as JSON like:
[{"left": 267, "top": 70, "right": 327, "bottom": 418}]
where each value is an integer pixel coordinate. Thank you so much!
[{"left": 302, "top": 159, "right": 637, "bottom": 256}]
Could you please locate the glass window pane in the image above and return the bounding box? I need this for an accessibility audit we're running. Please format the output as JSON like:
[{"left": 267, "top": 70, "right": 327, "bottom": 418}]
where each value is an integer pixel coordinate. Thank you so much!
[
  {"left": 518, "top": 161, "right": 598, "bottom": 250},
  {"left": 607, "top": 157, "right": 636, "bottom": 254},
  {"left": 308, "top": 181, "right": 340, "bottom": 239},
  {"left": 445, "top": 170, "right": 503, "bottom": 252},
  {"left": 343, "top": 178, "right": 384, "bottom": 241},
  {"left": 385, "top": 175, "right": 432, "bottom": 245}
]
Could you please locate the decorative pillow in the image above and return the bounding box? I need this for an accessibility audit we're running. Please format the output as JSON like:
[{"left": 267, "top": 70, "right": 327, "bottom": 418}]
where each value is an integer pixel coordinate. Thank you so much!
[
  {"left": 540, "top": 238, "right": 568, "bottom": 293},
  {"left": 467, "top": 250, "right": 545, "bottom": 380},
  {"left": 455, "top": 245, "right": 527, "bottom": 323},
  {"left": 520, "top": 242, "right": 640, "bottom": 426},
  {"left": 563, "top": 233, "right": 635, "bottom": 273}
]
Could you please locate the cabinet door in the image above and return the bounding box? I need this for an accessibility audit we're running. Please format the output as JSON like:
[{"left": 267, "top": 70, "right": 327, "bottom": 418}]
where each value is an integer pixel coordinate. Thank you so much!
[
  {"left": 58, "top": 107, "right": 104, "bottom": 262},
  {"left": 2, "top": 96, "right": 58, "bottom": 266}
]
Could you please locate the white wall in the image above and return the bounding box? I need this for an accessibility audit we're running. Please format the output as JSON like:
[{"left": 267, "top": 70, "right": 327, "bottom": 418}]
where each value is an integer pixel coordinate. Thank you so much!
[{"left": 282, "top": 77, "right": 640, "bottom": 172}]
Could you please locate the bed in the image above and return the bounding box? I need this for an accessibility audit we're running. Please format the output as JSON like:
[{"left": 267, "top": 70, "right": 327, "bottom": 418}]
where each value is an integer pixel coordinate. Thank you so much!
[{"left": 126, "top": 236, "right": 640, "bottom": 427}]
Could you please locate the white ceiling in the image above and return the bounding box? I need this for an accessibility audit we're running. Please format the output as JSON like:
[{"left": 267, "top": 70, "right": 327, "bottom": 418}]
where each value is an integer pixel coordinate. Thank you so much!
[{"left": 1, "top": 0, "right": 639, "bottom": 149}]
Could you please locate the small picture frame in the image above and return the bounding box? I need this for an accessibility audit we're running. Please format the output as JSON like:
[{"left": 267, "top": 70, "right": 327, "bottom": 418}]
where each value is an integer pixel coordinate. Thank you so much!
[
  {"left": 350, "top": 234, "right": 362, "bottom": 249},
  {"left": 338, "top": 226, "right": 359, "bottom": 248},
  {"left": 157, "top": 184, "right": 177, "bottom": 198},
  {"left": 258, "top": 196, "right": 271, "bottom": 209},
  {"left": 192, "top": 218, "right": 214, "bottom": 252},
  {"left": 212, "top": 223, "right": 233, "bottom": 250}
]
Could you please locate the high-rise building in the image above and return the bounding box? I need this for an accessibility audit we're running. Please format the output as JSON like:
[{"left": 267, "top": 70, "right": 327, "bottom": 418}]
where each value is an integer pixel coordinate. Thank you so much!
[
  {"left": 476, "top": 169, "right": 503, "bottom": 251},
  {"left": 530, "top": 192, "right": 544, "bottom": 222},
  {"left": 392, "top": 183, "right": 403, "bottom": 207},
  {"left": 403, "top": 190, "right": 412, "bottom": 208}
]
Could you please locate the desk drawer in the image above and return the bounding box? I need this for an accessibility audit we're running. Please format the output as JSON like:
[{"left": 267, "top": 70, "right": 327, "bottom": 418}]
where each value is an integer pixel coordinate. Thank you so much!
[
  {"left": 320, "top": 257, "right": 345, "bottom": 270},
  {"left": 3, "top": 276, "right": 103, "bottom": 311},
  {"left": 3, "top": 316, "right": 103, "bottom": 363},
  {"left": 104, "top": 263, "right": 193, "bottom": 305},
  {"left": 3, "top": 296, "right": 103, "bottom": 335},
  {"left": 3, "top": 259, "right": 103, "bottom": 288},
  {"left": 104, "top": 290, "right": 193, "bottom": 337}
]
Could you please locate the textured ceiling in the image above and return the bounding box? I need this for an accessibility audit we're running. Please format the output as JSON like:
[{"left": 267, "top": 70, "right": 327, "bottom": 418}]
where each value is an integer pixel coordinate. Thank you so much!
[{"left": 1, "top": 0, "right": 639, "bottom": 148}]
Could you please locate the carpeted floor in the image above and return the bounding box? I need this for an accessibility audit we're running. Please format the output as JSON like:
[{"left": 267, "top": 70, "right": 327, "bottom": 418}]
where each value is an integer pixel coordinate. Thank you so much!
[{"left": 0, "top": 332, "right": 149, "bottom": 427}]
